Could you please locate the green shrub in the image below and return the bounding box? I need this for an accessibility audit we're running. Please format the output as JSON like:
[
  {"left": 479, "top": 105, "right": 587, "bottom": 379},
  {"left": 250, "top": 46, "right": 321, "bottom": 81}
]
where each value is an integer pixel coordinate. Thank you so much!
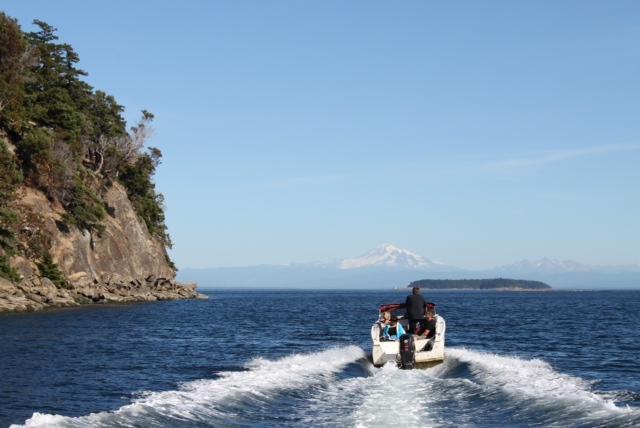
[
  {"left": 0, "top": 208, "right": 18, "bottom": 253},
  {"left": 16, "top": 129, "right": 78, "bottom": 203},
  {"left": 118, "top": 150, "right": 171, "bottom": 247},
  {"left": 0, "top": 254, "right": 21, "bottom": 282},
  {"left": 0, "top": 140, "right": 23, "bottom": 199},
  {"left": 0, "top": 13, "right": 29, "bottom": 133},
  {"left": 36, "top": 252, "right": 69, "bottom": 288},
  {"left": 62, "top": 177, "right": 106, "bottom": 234},
  {"left": 17, "top": 128, "right": 54, "bottom": 179},
  {"left": 0, "top": 140, "right": 22, "bottom": 252}
]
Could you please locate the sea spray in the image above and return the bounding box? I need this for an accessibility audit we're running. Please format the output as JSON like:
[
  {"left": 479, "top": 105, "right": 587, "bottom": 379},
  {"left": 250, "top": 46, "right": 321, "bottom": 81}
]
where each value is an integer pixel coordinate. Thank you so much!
[
  {"left": 14, "top": 346, "right": 365, "bottom": 428},
  {"left": 296, "top": 347, "right": 640, "bottom": 428},
  {"left": 13, "top": 346, "right": 640, "bottom": 428},
  {"left": 439, "top": 348, "right": 637, "bottom": 426}
]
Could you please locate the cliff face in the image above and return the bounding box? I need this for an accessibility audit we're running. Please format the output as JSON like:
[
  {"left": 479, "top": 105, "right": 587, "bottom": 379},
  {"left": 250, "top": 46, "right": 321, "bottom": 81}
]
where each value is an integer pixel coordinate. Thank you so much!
[
  {"left": 13, "top": 183, "right": 174, "bottom": 283},
  {"left": 0, "top": 13, "right": 205, "bottom": 311},
  {"left": 0, "top": 172, "right": 204, "bottom": 313}
]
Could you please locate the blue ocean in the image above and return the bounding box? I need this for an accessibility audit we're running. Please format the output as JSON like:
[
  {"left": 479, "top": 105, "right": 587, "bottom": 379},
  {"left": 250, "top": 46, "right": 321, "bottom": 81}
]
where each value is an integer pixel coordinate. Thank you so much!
[{"left": 1, "top": 289, "right": 639, "bottom": 427}]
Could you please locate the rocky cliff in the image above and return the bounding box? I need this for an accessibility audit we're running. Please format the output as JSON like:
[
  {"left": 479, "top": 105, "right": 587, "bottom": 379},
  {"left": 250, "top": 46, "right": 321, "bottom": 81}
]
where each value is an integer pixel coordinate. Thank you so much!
[
  {"left": 0, "top": 174, "right": 205, "bottom": 312},
  {"left": 0, "top": 14, "right": 206, "bottom": 311}
]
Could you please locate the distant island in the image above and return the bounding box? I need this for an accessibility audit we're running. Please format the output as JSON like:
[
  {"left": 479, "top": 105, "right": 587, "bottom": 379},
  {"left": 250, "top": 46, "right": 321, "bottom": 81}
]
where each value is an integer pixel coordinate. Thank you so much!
[{"left": 409, "top": 278, "right": 552, "bottom": 291}]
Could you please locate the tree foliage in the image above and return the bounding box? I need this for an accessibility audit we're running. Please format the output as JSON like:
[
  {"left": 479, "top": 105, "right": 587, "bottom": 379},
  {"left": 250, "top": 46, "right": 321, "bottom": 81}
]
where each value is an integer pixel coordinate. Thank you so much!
[
  {"left": 61, "top": 175, "right": 107, "bottom": 235},
  {"left": 0, "top": 140, "right": 22, "bottom": 206},
  {"left": 0, "top": 140, "right": 22, "bottom": 253},
  {"left": 36, "top": 251, "right": 69, "bottom": 288},
  {"left": 0, "top": 255, "right": 21, "bottom": 282},
  {"left": 0, "top": 141, "right": 22, "bottom": 281},
  {"left": 0, "top": 13, "right": 31, "bottom": 134},
  {"left": 118, "top": 144, "right": 172, "bottom": 247},
  {"left": 0, "top": 13, "right": 174, "bottom": 280},
  {"left": 408, "top": 278, "right": 552, "bottom": 290},
  {"left": 0, "top": 138, "right": 22, "bottom": 283}
]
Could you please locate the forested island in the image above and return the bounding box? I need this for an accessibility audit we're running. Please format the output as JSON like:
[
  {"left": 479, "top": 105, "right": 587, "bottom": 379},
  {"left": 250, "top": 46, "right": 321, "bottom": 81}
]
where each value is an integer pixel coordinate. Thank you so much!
[
  {"left": 409, "top": 278, "right": 552, "bottom": 291},
  {"left": 0, "top": 13, "right": 204, "bottom": 311}
]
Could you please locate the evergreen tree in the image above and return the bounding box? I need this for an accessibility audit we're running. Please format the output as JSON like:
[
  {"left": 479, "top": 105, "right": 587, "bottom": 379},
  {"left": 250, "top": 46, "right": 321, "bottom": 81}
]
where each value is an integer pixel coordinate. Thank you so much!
[
  {"left": 0, "top": 13, "right": 174, "bottom": 274},
  {"left": 0, "top": 12, "right": 30, "bottom": 134},
  {"left": 0, "top": 140, "right": 23, "bottom": 282}
]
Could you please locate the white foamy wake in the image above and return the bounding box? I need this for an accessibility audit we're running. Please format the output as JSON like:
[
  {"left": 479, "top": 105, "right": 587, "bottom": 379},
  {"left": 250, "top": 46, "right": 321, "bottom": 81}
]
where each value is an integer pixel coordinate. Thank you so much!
[
  {"left": 13, "top": 345, "right": 365, "bottom": 428},
  {"left": 13, "top": 346, "right": 640, "bottom": 427},
  {"left": 351, "top": 363, "right": 440, "bottom": 428},
  {"left": 441, "top": 348, "right": 638, "bottom": 425},
  {"left": 301, "top": 347, "right": 639, "bottom": 428},
  {"left": 298, "top": 361, "right": 454, "bottom": 427}
]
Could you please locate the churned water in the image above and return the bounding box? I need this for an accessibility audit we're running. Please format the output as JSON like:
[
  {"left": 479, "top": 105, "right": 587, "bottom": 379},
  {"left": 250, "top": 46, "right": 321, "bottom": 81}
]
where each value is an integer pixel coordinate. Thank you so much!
[{"left": 1, "top": 289, "right": 639, "bottom": 427}]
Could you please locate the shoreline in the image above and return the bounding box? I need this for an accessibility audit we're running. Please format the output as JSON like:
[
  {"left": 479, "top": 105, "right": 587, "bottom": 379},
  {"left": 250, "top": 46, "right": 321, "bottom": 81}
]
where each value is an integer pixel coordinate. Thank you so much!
[
  {"left": 0, "top": 275, "right": 207, "bottom": 313},
  {"left": 408, "top": 288, "right": 552, "bottom": 292}
]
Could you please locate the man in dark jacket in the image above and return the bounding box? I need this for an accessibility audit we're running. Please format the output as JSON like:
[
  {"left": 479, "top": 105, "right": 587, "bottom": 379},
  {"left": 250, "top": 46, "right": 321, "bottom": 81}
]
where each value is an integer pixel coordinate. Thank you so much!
[
  {"left": 417, "top": 309, "right": 437, "bottom": 338},
  {"left": 405, "top": 287, "right": 427, "bottom": 334}
]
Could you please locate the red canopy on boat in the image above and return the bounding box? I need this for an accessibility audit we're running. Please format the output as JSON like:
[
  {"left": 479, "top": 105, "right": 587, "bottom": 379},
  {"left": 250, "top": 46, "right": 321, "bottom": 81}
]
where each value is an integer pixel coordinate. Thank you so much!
[
  {"left": 378, "top": 303, "right": 405, "bottom": 313},
  {"left": 378, "top": 302, "right": 436, "bottom": 313}
]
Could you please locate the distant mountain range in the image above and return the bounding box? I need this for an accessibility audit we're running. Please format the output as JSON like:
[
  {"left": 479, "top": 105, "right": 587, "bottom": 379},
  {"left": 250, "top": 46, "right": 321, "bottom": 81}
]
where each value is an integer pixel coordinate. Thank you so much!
[
  {"left": 178, "top": 244, "right": 640, "bottom": 289},
  {"left": 338, "top": 244, "right": 451, "bottom": 270}
]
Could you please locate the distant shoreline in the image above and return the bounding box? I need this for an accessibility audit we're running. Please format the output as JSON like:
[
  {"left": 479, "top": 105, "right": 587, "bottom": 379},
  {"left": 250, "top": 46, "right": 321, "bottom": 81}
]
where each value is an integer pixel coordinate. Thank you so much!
[
  {"left": 422, "top": 288, "right": 550, "bottom": 292},
  {"left": 408, "top": 278, "right": 552, "bottom": 291}
]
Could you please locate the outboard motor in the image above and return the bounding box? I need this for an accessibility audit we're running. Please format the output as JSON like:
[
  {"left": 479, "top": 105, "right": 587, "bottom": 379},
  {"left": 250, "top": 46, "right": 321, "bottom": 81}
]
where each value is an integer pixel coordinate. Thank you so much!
[{"left": 397, "top": 334, "right": 415, "bottom": 369}]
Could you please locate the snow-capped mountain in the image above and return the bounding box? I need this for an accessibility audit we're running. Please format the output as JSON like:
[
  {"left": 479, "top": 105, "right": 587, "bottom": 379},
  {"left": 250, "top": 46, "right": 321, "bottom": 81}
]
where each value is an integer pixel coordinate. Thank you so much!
[
  {"left": 339, "top": 244, "right": 446, "bottom": 270},
  {"left": 179, "top": 248, "right": 640, "bottom": 290}
]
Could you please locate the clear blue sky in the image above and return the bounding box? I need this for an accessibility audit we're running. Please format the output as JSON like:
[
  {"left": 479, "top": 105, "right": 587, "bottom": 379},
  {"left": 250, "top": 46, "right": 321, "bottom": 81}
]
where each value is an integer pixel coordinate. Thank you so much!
[{"left": 3, "top": 1, "right": 639, "bottom": 269}]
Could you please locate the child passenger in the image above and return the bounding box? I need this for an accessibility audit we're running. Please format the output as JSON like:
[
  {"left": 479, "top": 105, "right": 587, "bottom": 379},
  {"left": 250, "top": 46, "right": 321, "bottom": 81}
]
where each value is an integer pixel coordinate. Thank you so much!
[{"left": 382, "top": 317, "right": 406, "bottom": 340}]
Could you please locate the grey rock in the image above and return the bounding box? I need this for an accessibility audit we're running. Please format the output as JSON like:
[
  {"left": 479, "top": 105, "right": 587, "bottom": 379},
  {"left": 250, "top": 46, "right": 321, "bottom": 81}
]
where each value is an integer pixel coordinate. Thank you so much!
[{"left": 1, "top": 183, "right": 203, "bottom": 312}]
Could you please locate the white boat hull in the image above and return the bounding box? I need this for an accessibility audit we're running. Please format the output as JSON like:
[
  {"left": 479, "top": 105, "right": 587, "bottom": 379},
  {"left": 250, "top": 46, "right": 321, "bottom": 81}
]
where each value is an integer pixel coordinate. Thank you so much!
[{"left": 371, "top": 316, "right": 446, "bottom": 367}]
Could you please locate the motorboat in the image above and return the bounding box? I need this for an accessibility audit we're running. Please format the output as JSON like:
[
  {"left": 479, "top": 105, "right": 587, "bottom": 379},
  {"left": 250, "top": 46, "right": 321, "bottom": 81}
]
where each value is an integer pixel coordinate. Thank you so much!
[{"left": 371, "top": 302, "right": 446, "bottom": 369}]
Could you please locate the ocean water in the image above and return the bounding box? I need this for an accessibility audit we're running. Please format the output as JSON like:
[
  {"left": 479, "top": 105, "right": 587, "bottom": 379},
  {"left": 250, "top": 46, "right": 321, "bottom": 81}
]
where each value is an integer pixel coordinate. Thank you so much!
[{"left": 1, "top": 289, "right": 639, "bottom": 427}]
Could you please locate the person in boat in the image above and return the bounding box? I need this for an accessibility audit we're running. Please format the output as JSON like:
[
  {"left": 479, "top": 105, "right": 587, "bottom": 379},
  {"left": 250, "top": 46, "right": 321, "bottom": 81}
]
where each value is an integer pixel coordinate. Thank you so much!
[
  {"left": 416, "top": 308, "right": 437, "bottom": 339},
  {"left": 382, "top": 316, "right": 406, "bottom": 340},
  {"left": 376, "top": 311, "right": 391, "bottom": 339},
  {"left": 405, "top": 287, "right": 427, "bottom": 334},
  {"left": 378, "top": 311, "right": 391, "bottom": 328}
]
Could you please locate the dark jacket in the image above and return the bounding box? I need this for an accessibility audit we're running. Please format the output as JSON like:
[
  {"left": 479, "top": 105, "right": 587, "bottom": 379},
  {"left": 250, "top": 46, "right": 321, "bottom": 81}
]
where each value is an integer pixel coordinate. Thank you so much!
[
  {"left": 418, "top": 317, "right": 437, "bottom": 338},
  {"left": 405, "top": 293, "right": 427, "bottom": 320}
]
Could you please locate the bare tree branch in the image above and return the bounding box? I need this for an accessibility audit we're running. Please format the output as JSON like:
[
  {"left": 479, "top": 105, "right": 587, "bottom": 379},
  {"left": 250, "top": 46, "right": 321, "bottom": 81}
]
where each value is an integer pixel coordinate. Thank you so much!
[{"left": 85, "top": 111, "right": 155, "bottom": 177}]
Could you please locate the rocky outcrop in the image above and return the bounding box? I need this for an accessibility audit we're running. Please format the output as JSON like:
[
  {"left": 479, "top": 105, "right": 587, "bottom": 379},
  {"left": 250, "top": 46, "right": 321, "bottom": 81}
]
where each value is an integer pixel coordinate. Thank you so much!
[
  {"left": 11, "top": 183, "right": 175, "bottom": 281},
  {"left": 1, "top": 180, "right": 206, "bottom": 313},
  {"left": 0, "top": 275, "right": 207, "bottom": 313}
]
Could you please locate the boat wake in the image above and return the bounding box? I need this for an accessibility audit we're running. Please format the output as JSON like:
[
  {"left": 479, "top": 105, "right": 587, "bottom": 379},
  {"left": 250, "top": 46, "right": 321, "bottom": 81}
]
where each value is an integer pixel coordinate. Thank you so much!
[
  {"left": 434, "top": 348, "right": 638, "bottom": 426},
  {"left": 13, "top": 346, "right": 367, "bottom": 428},
  {"left": 298, "top": 347, "right": 639, "bottom": 427},
  {"left": 13, "top": 346, "right": 640, "bottom": 427}
]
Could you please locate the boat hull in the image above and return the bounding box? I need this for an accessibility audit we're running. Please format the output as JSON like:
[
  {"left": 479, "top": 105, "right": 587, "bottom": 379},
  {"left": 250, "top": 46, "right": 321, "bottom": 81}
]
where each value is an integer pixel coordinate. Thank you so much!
[{"left": 371, "top": 316, "right": 446, "bottom": 368}]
